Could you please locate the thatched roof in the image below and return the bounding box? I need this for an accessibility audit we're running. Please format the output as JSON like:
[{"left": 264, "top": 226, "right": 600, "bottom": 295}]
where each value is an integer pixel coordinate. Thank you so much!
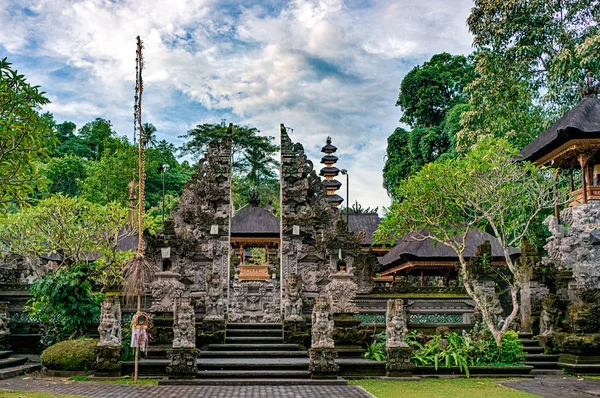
[
  {"left": 520, "top": 97, "right": 600, "bottom": 163},
  {"left": 379, "top": 229, "right": 520, "bottom": 268},
  {"left": 347, "top": 213, "right": 381, "bottom": 246},
  {"left": 231, "top": 206, "right": 280, "bottom": 236}
]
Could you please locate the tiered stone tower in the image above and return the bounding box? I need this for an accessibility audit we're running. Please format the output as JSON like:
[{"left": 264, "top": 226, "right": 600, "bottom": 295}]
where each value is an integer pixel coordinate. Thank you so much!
[{"left": 319, "top": 137, "right": 344, "bottom": 207}]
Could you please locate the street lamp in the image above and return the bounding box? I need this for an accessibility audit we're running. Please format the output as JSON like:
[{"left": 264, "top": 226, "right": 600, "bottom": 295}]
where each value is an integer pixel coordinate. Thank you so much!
[
  {"left": 341, "top": 169, "right": 349, "bottom": 229},
  {"left": 161, "top": 164, "right": 170, "bottom": 229}
]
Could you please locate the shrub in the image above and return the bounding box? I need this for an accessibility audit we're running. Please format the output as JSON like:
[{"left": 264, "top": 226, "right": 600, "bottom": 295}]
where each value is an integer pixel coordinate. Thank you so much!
[
  {"left": 364, "top": 331, "right": 386, "bottom": 361},
  {"left": 40, "top": 338, "right": 98, "bottom": 371},
  {"left": 486, "top": 330, "right": 525, "bottom": 365}
]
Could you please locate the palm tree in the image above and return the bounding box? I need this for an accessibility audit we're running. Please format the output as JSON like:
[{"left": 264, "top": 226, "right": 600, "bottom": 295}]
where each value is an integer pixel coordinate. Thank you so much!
[
  {"left": 142, "top": 123, "right": 158, "bottom": 148},
  {"left": 244, "top": 147, "right": 277, "bottom": 185}
]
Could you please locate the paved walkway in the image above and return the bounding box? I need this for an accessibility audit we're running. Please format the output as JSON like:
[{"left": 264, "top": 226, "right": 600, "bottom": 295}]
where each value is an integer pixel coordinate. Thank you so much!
[
  {"left": 499, "top": 376, "right": 600, "bottom": 397},
  {"left": 0, "top": 376, "right": 374, "bottom": 398}
]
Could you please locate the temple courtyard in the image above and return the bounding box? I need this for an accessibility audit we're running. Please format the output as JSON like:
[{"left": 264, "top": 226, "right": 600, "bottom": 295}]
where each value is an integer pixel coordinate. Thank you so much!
[{"left": 2, "top": 375, "right": 600, "bottom": 397}]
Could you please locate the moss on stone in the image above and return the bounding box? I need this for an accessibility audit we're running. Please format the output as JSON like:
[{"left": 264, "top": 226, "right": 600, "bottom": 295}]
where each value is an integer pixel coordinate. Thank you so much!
[
  {"left": 362, "top": 293, "right": 471, "bottom": 299},
  {"left": 40, "top": 338, "right": 98, "bottom": 371}
]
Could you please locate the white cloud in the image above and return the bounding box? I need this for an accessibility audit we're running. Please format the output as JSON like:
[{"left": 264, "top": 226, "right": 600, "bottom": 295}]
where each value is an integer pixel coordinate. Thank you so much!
[{"left": 0, "top": 0, "right": 474, "bottom": 211}]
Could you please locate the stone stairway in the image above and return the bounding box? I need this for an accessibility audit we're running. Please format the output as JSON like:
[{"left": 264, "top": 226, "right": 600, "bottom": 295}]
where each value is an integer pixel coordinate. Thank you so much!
[
  {"left": 520, "top": 332, "right": 563, "bottom": 376},
  {"left": 189, "top": 323, "right": 345, "bottom": 385},
  {"left": 0, "top": 350, "right": 41, "bottom": 380}
]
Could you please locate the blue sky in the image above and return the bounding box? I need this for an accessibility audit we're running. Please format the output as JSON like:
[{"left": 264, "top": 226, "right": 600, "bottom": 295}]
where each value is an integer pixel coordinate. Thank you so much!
[{"left": 0, "top": 0, "right": 474, "bottom": 211}]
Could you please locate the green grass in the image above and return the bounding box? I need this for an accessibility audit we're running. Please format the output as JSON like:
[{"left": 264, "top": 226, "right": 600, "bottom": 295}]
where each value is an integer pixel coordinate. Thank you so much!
[
  {"left": 67, "top": 376, "right": 159, "bottom": 385},
  {"left": 0, "top": 391, "right": 83, "bottom": 398},
  {"left": 350, "top": 378, "right": 538, "bottom": 398}
]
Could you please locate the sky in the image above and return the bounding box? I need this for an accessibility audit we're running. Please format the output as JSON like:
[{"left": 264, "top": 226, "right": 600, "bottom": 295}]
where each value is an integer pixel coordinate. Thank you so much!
[{"left": 0, "top": 0, "right": 474, "bottom": 212}]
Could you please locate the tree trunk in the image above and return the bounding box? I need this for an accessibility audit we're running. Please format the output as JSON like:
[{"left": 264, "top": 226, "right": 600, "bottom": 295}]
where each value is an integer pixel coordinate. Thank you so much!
[{"left": 520, "top": 276, "right": 532, "bottom": 333}]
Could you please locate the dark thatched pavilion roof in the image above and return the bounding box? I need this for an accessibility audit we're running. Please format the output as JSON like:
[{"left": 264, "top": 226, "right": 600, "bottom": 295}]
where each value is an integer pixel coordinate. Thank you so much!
[
  {"left": 520, "top": 97, "right": 600, "bottom": 163},
  {"left": 379, "top": 229, "right": 520, "bottom": 269},
  {"left": 347, "top": 213, "right": 381, "bottom": 246},
  {"left": 231, "top": 206, "right": 280, "bottom": 237}
]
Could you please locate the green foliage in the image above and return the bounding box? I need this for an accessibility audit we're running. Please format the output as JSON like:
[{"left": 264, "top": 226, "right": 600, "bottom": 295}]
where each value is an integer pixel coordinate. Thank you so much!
[
  {"left": 408, "top": 330, "right": 525, "bottom": 377},
  {"left": 40, "top": 338, "right": 98, "bottom": 371},
  {"left": 29, "top": 263, "right": 103, "bottom": 346},
  {"left": 397, "top": 52, "right": 476, "bottom": 128},
  {"left": 42, "top": 155, "right": 88, "bottom": 197},
  {"left": 341, "top": 200, "right": 379, "bottom": 215},
  {"left": 232, "top": 175, "right": 280, "bottom": 213},
  {"left": 461, "top": 0, "right": 600, "bottom": 149},
  {"left": 0, "top": 57, "right": 56, "bottom": 208},
  {"left": 364, "top": 332, "right": 386, "bottom": 361},
  {"left": 77, "top": 118, "right": 116, "bottom": 160}
]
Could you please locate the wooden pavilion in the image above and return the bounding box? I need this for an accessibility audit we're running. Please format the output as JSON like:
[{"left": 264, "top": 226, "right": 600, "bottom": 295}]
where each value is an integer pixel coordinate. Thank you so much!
[{"left": 520, "top": 76, "right": 600, "bottom": 208}]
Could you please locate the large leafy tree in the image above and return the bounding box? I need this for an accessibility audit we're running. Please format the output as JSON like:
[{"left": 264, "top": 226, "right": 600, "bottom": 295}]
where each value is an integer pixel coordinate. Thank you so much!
[
  {"left": 77, "top": 118, "right": 117, "bottom": 160},
  {"left": 459, "top": 0, "right": 600, "bottom": 149},
  {"left": 0, "top": 195, "right": 132, "bottom": 343},
  {"left": 383, "top": 54, "right": 475, "bottom": 195},
  {"left": 397, "top": 52, "right": 476, "bottom": 128},
  {"left": 0, "top": 58, "right": 56, "bottom": 208},
  {"left": 180, "top": 123, "right": 279, "bottom": 209},
  {"left": 375, "top": 138, "right": 562, "bottom": 344}
]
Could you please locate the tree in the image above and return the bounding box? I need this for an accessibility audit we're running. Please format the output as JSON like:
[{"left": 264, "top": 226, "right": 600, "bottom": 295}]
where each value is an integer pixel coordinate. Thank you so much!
[
  {"left": 459, "top": 0, "right": 600, "bottom": 149},
  {"left": 55, "top": 121, "right": 76, "bottom": 144},
  {"left": 0, "top": 58, "right": 56, "bottom": 208},
  {"left": 179, "top": 123, "right": 278, "bottom": 175},
  {"left": 0, "top": 195, "right": 133, "bottom": 343},
  {"left": 397, "top": 52, "right": 476, "bottom": 128},
  {"left": 43, "top": 155, "right": 88, "bottom": 197},
  {"left": 375, "top": 138, "right": 562, "bottom": 345},
  {"left": 341, "top": 200, "right": 379, "bottom": 215},
  {"left": 142, "top": 123, "right": 158, "bottom": 148},
  {"left": 383, "top": 53, "right": 475, "bottom": 195},
  {"left": 78, "top": 118, "right": 116, "bottom": 160},
  {"left": 244, "top": 147, "right": 277, "bottom": 186}
]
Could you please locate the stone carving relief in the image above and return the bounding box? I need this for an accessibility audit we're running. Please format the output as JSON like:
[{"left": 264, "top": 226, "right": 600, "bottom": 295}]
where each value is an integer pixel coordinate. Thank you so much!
[
  {"left": 386, "top": 299, "right": 409, "bottom": 348},
  {"left": 539, "top": 296, "right": 559, "bottom": 337},
  {"left": 229, "top": 280, "right": 280, "bottom": 323},
  {"left": 326, "top": 272, "right": 358, "bottom": 314},
  {"left": 150, "top": 272, "right": 185, "bottom": 312},
  {"left": 173, "top": 301, "right": 196, "bottom": 348},
  {"left": 544, "top": 203, "right": 600, "bottom": 289},
  {"left": 283, "top": 273, "right": 303, "bottom": 322},
  {"left": 0, "top": 302, "right": 10, "bottom": 347},
  {"left": 205, "top": 271, "right": 225, "bottom": 321},
  {"left": 311, "top": 296, "right": 334, "bottom": 348},
  {"left": 97, "top": 296, "right": 121, "bottom": 347}
]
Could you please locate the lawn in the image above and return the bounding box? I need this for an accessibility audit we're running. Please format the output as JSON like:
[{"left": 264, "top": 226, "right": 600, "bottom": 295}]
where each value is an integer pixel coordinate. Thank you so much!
[
  {"left": 350, "top": 378, "right": 538, "bottom": 398},
  {"left": 67, "top": 376, "right": 159, "bottom": 385}
]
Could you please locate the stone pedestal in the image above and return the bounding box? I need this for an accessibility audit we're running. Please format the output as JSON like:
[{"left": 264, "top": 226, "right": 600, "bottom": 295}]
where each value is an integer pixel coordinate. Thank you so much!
[
  {"left": 309, "top": 347, "right": 339, "bottom": 379},
  {"left": 166, "top": 348, "right": 198, "bottom": 378},
  {"left": 94, "top": 346, "right": 122, "bottom": 377},
  {"left": 197, "top": 319, "right": 225, "bottom": 347},
  {"left": 332, "top": 313, "right": 368, "bottom": 347},
  {"left": 0, "top": 302, "right": 10, "bottom": 350},
  {"left": 283, "top": 320, "right": 310, "bottom": 347},
  {"left": 147, "top": 312, "right": 173, "bottom": 359},
  {"left": 386, "top": 346, "right": 414, "bottom": 377}
]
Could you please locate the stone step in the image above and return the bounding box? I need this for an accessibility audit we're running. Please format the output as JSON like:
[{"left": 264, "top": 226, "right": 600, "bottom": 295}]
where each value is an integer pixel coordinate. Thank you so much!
[
  {"left": 225, "top": 336, "right": 284, "bottom": 344},
  {"left": 199, "top": 350, "right": 308, "bottom": 358},
  {"left": 198, "top": 360, "right": 308, "bottom": 371},
  {"left": 160, "top": 377, "right": 347, "bottom": 386},
  {"left": 226, "top": 329, "right": 283, "bottom": 337},
  {"left": 523, "top": 346, "right": 544, "bottom": 354},
  {"left": 196, "top": 369, "right": 311, "bottom": 378},
  {"left": 0, "top": 351, "right": 13, "bottom": 359},
  {"left": 0, "top": 363, "right": 42, "bottom": 380},
  {"left": 518, "top": 332, "right": 534, "bottom": 339},
  {"left": 530, "top": 369, "right": 564, "bottom": 376},
  {"left": 207, "top": 343, "right": 301, "bottom": 351},
  {"left": 336, "top": 348, "right": 366, "bottom": 358},
  {"left": 524, "top": 361, "right": 560, "bottom": 369},
  {"left": 526, "top": 354, "right": 560, "bottom": 361},
  {"left": 0, "top": 357, "right": 28, "bottom": 370},
  {"left": 227, "top": 323, "right": 282, "bottom": 330},
  {"left": 520, "top": 339, "right": 540, "bottom": 347}
]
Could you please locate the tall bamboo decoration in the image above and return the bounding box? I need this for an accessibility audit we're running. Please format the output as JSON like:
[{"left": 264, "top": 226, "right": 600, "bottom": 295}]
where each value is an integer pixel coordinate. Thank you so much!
[{"left": 123, "top": 36, "right": 154, "bottom": 384}]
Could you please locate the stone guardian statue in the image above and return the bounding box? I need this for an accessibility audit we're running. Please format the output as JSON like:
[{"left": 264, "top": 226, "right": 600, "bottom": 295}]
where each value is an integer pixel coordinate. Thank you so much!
[
  {"left": 386, "top": 299, "right": 409, "bottom": 348},
  {"left": 97, "top": 296, "right": 121, "bottom": 347}
]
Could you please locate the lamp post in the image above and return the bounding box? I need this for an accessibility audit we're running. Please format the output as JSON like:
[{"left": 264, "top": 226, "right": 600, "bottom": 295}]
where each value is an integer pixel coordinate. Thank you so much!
[
  {"left": 341, "top": 169, "right": 349, "bottom": 229},
  {"left": 161, "top": 164, "right": 170, "bottom": 229}
]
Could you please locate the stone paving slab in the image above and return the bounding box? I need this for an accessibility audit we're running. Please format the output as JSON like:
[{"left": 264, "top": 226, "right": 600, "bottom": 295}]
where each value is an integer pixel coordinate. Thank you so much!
[
  {"left": 0, "top": 376, "right": 374, "bottom": 398},
  {"left": 499, "top": 376, "right": 600, "bottom": 398}
]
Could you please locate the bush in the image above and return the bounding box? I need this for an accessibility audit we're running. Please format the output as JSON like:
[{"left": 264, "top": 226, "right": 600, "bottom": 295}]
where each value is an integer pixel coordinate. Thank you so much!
[{"left": 40, "top": 338, "right": 98, "bottom": 371}]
